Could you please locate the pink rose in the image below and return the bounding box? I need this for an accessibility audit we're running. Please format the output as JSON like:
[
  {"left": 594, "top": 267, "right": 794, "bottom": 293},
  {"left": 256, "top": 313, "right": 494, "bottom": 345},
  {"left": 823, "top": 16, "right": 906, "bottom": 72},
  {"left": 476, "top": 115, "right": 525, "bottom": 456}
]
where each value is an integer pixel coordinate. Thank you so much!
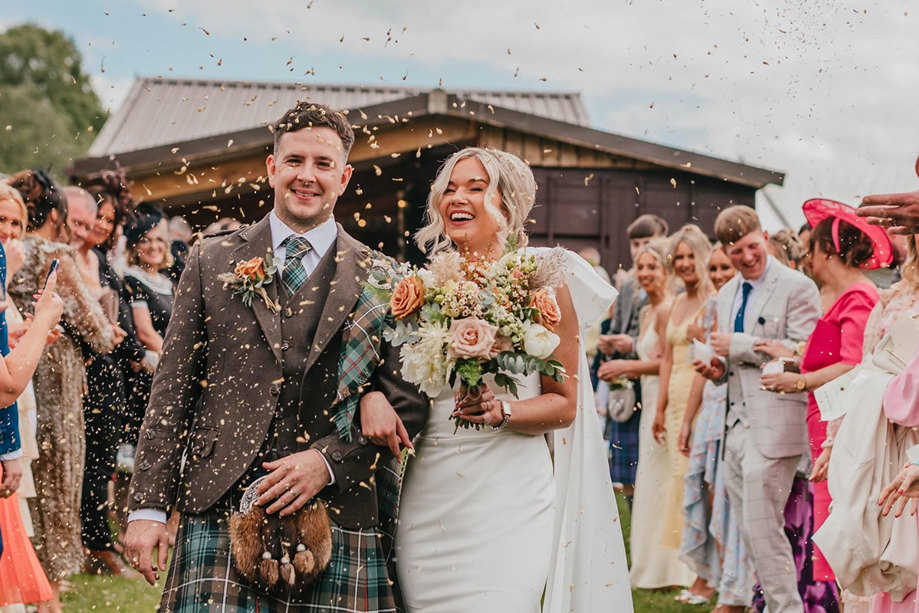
[{"left": 448, "top": 318, "right": 499, "bottom": 359}]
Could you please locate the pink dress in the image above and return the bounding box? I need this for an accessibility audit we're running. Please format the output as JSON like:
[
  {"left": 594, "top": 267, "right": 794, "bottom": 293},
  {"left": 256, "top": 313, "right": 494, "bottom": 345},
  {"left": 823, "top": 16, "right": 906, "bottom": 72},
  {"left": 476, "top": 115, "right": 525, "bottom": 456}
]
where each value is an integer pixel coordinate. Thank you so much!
[
  {"left": 865, "top": 282, "right": 919, "bottom": 613},
  {"left": 801, "top": 282, "right": 878, "bottom": 582}
]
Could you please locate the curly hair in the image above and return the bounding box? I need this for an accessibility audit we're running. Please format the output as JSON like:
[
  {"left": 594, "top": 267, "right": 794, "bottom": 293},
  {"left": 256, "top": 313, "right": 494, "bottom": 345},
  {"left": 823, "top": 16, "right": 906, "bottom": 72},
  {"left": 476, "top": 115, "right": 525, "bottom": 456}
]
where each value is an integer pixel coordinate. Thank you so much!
[{"left": 7, "top": 169, "right": 67, "bottom": 232}]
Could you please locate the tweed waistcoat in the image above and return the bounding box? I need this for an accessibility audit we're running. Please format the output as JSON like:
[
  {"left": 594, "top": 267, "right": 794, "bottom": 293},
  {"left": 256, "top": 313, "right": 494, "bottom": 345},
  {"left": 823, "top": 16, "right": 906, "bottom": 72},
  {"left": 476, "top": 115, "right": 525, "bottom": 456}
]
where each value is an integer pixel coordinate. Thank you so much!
[{"left": 230, "top": 245, "right": 338, "bottom": 503}]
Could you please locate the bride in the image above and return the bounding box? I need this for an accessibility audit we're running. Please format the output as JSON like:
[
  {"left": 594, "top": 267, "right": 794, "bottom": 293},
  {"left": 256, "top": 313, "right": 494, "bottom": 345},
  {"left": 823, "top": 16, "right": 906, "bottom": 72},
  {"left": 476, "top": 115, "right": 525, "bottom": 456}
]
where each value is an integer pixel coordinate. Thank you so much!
[{"left": 360, "top": 147, "right": 633, "bottom": 612}]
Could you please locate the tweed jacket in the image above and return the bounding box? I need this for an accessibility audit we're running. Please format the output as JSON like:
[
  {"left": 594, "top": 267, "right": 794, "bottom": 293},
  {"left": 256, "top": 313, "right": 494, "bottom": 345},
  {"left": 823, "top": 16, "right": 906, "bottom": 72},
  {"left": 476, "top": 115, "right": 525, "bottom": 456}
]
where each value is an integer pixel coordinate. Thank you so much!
[
  {"left": 717, "top": 257, "right": 820, "bottom": 459},
  {"left": 128, "top": 216, "right": 427, "bottom": 528}
]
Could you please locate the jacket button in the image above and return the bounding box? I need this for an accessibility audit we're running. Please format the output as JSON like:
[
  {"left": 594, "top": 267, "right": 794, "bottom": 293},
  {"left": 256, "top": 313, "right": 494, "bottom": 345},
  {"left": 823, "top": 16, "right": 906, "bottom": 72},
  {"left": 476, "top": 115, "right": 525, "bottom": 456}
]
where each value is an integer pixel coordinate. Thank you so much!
[
  {"left": 358, "top": 436, "right": 368, "bottom": 446},
  {"left": 144, "top": 430, "right": 156, "bottom": 440},
  {"left": 282, "top": 341, "right": 290, "bottom": 351},
  {"left": 270, "top": 384, "right": 281, "bottom": 396},
  {"left": 133, "top": 494, "right": 143, "bottom": 502},
  {"left": 139, "top": 460, "right": 152, "bottom": 471},
  {"left": 284, "top": 308, "right": 294, "bottom": 319},
  {"left": 331, "top": 451, "right": 343, "bottom": 461}
]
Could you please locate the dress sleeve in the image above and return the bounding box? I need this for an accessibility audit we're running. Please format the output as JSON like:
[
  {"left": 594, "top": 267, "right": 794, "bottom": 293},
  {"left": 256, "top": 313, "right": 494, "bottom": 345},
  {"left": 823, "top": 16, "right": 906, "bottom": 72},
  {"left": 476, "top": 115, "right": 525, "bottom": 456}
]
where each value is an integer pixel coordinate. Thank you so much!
[
  {"left": 124, "top": 275, "right": 152, "bottom": 311},
  {"left": 54, "top": 247, "right": 115, "bottom": 355},
  {"left": 836, "top": 288, "right": 879, "bottom": 365}
]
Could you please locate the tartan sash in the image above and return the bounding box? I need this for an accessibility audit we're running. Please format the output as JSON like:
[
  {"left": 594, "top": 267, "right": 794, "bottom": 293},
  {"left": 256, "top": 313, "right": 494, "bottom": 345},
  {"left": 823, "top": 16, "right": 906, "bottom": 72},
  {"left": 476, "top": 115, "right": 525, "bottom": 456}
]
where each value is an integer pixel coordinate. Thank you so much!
[{"left": 330, "top": 253, "right": 393, "bottom": 442}]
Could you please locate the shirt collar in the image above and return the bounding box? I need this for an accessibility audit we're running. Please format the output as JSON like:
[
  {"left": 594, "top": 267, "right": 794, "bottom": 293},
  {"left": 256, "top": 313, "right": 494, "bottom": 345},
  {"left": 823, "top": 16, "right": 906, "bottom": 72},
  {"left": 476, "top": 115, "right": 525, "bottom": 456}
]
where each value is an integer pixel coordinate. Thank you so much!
[{"left": 268, "top": 211, "right": 338, "bottom": 257}]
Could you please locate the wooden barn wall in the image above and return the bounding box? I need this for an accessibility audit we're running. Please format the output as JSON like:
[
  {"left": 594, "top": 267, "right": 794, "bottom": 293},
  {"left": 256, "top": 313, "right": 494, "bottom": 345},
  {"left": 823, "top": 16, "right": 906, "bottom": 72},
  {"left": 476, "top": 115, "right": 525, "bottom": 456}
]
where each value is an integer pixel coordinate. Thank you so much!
[{"left": 527, "top": 167, "right": 756, "bottom": 274}]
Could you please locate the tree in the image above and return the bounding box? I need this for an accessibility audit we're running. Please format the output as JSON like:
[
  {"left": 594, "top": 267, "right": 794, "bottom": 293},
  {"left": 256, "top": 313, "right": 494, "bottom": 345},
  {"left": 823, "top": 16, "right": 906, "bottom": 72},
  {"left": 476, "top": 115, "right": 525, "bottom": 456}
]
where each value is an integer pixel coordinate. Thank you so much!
[{"left": 0, "top": 23, "right": 106, "bottom": 174}]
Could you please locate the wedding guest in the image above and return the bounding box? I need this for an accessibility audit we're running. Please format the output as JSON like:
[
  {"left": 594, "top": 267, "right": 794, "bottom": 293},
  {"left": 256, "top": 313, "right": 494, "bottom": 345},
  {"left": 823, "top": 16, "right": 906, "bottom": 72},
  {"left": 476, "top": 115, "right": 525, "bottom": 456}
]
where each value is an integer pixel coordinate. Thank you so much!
[
  {"left": 7, "top": 170, "right": 115, "bottom": 613},
  {"left": 73, "top": 178, "right": 145, "bottom": 577},
  {"left": 122, "top": 204, "right": 174, "bottom": 456},
  {"left": 695, "top": 205, "right": 820, "bottom": 613},
  {"left": 861, "top": 247, "right": 919, "bottom": 613},
  {"left": 0, "top": 182, "right": 57, "bottom": 611},
  {"left": 166, "top": 214, "right": 192, "bottom": 283},
  {"left": 608, "top": 239, "right": 693, "bottom": 589},
  {"left": 768, "top": 229, "right": 804, "bottom": 270},
  {"left": 62, "top": 186, "right": 96, "bottom": 249},
  {"left": 678, "top": 243, "right": 753, "bottom": 613},
  {"left": 758, "top": 199, "right": 889, "bottom": 612},
  {"left": 596, "top": 214, "right": 668, "bottom": 504}
]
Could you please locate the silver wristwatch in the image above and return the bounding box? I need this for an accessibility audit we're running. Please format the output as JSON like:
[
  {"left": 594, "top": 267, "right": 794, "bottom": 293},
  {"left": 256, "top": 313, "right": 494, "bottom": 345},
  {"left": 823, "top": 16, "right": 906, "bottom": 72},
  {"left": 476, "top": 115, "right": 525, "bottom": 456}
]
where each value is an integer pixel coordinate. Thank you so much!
[{"left": 493, "top": 400, "right": 512, "bottom": 431}]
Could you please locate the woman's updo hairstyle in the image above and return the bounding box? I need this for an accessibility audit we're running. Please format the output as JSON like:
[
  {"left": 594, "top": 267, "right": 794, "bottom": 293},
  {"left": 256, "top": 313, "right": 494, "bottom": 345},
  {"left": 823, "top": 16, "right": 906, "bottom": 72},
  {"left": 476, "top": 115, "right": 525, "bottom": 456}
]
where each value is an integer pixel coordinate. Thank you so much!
[
  {"left": 87, "top": 168, "right": 134, "bottom": 250},
  {"left": 8, "top": 169, "right": 66, "bottom": 232},
  {"left": 415, "top": 147, "right": 537, "bottom": 255},
  {"left": 809, "top": 217, "right": 874, "bottom": 269}
]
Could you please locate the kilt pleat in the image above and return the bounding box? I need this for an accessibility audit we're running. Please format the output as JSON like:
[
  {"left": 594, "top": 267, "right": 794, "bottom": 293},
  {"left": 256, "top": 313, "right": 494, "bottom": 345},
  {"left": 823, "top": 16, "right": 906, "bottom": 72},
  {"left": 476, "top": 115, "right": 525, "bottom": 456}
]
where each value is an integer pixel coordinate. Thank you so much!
[{"left": 159, "top": 510, "right": 396, "bottom": 613}]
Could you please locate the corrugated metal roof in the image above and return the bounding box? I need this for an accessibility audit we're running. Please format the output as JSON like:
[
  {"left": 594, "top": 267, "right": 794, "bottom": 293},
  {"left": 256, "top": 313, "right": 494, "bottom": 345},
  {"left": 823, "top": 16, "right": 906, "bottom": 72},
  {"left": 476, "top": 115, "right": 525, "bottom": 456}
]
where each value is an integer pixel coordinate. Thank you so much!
[{"left": 89, "top": 77, "right": 591, "bottom": 157}]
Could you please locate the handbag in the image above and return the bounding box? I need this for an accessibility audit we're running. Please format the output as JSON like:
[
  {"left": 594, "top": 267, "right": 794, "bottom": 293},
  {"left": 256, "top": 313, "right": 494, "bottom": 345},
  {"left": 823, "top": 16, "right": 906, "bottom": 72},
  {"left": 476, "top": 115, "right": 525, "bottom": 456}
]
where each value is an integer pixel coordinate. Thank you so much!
[
  {"left": 607, "top": 381, "right": 637, "bottom": 423},
  {"left": 228, "top": 476, "right": 333, "bottom": 596},
  {"left": 872, "top": 312, "right": 919, "bottom": 375}
]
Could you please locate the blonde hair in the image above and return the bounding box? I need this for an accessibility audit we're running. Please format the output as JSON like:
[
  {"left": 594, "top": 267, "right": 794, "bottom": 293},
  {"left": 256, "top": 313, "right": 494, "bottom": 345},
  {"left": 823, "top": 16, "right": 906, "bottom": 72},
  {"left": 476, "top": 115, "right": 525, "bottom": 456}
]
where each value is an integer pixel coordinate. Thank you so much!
[
  {"left": 415, "top": 147, "right": 537, "bottom": 255},
  {"left": 0, "top": 183, "right": 28, "bottom": 239},
  {"left": 635, "top": 238, "right": 670, "bottom": 295},
  {"left": 126, "top": 224, "right": 174, "bottom": 270},
  {"left": 667, "top": 224, "right": 713, "bottom": 297}
]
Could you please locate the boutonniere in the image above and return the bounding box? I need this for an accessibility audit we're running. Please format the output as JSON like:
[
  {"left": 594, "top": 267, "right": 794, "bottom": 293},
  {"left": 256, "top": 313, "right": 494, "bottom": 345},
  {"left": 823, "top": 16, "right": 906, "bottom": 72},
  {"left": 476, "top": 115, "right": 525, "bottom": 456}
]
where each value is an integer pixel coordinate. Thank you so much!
[{"left": 218, "top": 253, "right": 281, "bottom": 313}]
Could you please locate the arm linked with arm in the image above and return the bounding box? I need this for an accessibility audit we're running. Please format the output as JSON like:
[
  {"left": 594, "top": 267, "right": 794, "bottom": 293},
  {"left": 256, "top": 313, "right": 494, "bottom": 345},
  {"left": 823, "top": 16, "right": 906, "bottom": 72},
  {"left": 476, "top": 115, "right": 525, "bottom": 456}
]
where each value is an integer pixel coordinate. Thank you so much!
[{"left": 312, "top": 339, "right": 428, "bottom": 494}]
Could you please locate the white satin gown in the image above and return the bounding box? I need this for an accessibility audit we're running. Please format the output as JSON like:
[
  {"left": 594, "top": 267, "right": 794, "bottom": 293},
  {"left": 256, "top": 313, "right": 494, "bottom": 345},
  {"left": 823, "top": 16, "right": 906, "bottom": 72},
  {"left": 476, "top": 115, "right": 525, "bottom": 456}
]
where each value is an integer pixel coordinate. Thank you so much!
[{"left": 395, "top": 249, "right": 634, "bottom": 613}]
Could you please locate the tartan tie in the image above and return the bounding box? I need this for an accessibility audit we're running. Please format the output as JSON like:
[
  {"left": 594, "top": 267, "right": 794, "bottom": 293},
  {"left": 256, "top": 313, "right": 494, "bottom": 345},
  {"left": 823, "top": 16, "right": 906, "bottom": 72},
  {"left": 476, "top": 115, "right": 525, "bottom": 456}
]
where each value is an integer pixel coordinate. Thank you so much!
[{"left": 281, "top": 236, "right": 312, "bottom": 296}]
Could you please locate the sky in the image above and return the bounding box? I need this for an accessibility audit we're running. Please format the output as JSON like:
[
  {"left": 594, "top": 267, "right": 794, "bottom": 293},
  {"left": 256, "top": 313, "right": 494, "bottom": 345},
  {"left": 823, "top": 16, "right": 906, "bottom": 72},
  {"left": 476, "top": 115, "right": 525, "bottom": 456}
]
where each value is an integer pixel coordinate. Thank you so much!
[{"left": 4, "top": 0, "right": 918, "bottom": 231}]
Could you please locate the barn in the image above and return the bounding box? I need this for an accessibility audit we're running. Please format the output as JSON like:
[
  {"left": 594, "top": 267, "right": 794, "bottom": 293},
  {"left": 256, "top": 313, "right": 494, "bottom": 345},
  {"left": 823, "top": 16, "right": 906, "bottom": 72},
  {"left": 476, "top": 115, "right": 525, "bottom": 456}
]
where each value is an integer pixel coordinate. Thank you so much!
[{"left": 71, "top": 77, "right": 783, "bottom": 269}]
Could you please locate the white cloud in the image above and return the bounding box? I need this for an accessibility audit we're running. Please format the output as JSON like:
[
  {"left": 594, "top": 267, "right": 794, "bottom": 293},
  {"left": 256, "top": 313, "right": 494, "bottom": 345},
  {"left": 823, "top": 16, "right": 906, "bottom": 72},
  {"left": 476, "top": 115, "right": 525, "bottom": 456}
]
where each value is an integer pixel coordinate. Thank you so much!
[{"left": 127, "top": 0, "right": 919, "bottom": 229}]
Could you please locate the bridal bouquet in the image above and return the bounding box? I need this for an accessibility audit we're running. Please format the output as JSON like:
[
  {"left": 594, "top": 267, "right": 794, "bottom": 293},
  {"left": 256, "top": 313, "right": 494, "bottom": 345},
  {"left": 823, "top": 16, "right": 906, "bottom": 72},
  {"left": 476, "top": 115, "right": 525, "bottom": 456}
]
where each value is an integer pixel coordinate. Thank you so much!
[{"left": 369, "top": 246, "right": 568, "bottom": 430}]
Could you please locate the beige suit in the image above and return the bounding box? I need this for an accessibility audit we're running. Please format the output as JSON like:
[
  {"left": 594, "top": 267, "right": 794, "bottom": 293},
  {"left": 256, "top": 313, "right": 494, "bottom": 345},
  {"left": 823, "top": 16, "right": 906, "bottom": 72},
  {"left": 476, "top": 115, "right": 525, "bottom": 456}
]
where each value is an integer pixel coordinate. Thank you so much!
[{"left": 717, "top": 257, "right": 820, "bottom": 613}]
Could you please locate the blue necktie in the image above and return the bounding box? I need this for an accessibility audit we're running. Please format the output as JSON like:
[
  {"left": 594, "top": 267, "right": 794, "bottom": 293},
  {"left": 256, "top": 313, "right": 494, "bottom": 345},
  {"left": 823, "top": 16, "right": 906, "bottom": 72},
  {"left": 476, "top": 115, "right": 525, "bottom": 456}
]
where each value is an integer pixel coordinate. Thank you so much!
[{"left": 734, "top": 282, "right": 753, "bottom": 333}]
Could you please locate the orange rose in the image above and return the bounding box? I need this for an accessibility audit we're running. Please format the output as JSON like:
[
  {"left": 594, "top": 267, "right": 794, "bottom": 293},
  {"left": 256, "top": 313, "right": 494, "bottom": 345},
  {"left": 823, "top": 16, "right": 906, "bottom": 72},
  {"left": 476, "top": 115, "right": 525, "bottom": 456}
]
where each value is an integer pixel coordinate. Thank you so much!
[
  {"left": 530, "top": 288, "right": 561, "bottom": 331},
  {"left": 235, "top": 257, "right": 265, "bottom": 281},
  {"left": 390, "top": 276, "right": 425, "bottom": 320}
]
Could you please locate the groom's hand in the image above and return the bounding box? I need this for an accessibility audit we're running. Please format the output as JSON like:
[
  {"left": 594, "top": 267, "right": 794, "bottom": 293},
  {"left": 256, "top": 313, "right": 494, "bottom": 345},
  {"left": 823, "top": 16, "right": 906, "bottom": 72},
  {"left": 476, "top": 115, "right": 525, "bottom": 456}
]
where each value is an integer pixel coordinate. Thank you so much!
[
  {"left": 257, "top": 449, "right": 330, "bottom": 517},
  {"left": 125, "top": 519, "right": 169, "bottom": 585}
]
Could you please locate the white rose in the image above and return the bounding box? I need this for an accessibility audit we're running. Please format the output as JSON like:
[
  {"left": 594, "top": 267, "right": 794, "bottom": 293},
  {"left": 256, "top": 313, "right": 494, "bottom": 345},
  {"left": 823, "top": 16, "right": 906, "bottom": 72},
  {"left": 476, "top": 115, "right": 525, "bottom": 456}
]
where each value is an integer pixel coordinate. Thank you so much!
[{"left": 522, "top": 322, "right": 560, "bottom": 359}]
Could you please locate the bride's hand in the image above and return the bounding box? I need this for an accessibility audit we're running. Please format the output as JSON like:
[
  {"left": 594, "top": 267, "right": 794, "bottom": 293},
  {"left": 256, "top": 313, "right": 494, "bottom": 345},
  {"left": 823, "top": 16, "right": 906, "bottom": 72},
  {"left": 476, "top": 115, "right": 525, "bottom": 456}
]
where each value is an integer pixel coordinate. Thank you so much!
[
  {"left": 453, "top": 383, "right": 502, "bottom": 428},
  {"left": 359, "top": 391, "right": 413, "bottom": 460}
]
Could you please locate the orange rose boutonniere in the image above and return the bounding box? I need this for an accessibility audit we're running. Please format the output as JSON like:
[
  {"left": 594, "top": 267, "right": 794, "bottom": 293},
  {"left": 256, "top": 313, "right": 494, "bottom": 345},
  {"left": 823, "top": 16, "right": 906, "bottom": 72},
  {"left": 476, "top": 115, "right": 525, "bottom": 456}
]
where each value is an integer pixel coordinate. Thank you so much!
[{"left": 218, "top": 252, "right": 281, "bottom": 313}]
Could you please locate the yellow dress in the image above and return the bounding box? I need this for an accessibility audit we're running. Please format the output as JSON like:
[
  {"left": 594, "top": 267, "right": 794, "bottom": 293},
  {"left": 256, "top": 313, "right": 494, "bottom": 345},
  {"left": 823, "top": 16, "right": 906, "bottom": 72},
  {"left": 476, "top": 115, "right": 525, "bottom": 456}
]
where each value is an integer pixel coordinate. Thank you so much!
[{"left": 660, "top": 296, "right": 706, "bottom": 549}]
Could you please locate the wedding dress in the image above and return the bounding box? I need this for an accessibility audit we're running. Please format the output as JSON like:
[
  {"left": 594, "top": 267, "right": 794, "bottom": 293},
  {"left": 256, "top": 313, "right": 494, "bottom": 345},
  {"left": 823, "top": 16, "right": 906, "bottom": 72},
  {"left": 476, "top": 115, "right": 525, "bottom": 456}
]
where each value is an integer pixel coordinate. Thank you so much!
[{"left": 395, "top": 250, "right": 633, "bottom": 612}]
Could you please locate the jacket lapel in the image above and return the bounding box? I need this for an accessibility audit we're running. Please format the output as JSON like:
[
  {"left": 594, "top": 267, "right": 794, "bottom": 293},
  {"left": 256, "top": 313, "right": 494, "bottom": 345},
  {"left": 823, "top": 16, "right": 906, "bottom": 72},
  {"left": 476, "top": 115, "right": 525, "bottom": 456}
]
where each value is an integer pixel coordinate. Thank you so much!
[
  {"left": 233, "top": 217, "right": 283, "bottom": 362},
  {"left": 303, "top": 227, "right": 368, "bottom": 374},
  {"left": 718, "top": 276, "right": 738, "bottom": 333}
]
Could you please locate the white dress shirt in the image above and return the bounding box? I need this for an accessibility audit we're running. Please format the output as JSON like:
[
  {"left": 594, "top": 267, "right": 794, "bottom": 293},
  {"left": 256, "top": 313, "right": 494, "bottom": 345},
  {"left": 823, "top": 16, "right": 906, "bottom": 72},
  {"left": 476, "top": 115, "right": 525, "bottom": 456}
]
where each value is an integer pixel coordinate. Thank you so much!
[
  {"left": 129, "top": 214, "right": 340, "bottom": 524},
  {"left": 269, "top": 211, "right": 338, "bottom": 277},
  {"left": 729, "top": 256, "right": 774, "bottom": 333}
]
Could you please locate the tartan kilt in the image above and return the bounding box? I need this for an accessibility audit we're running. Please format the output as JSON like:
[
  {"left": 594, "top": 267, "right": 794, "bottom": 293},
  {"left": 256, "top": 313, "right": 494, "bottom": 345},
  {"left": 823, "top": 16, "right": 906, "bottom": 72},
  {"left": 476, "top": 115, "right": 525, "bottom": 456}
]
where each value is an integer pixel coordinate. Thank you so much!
[
  {"left": 159, "top": 510, "right": 396, "bottom": 613},
  {"left": 606, "top": 408, "right": 641, "bottom": 486}
]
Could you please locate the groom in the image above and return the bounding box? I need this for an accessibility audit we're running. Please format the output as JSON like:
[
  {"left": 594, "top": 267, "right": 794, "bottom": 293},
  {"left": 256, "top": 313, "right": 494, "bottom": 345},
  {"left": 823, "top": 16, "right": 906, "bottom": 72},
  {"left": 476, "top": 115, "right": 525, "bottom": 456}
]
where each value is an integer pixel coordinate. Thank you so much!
[{"left": 124, "top": 102, "right": 427, "bottom": 611}]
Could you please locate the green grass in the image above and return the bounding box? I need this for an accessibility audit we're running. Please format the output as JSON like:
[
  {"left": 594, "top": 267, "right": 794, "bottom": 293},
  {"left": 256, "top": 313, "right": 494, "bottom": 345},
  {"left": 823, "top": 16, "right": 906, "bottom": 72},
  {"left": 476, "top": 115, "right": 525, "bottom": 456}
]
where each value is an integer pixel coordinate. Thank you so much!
[{"left": 62, "top": 495, "right": 709, "bottom": 612}]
